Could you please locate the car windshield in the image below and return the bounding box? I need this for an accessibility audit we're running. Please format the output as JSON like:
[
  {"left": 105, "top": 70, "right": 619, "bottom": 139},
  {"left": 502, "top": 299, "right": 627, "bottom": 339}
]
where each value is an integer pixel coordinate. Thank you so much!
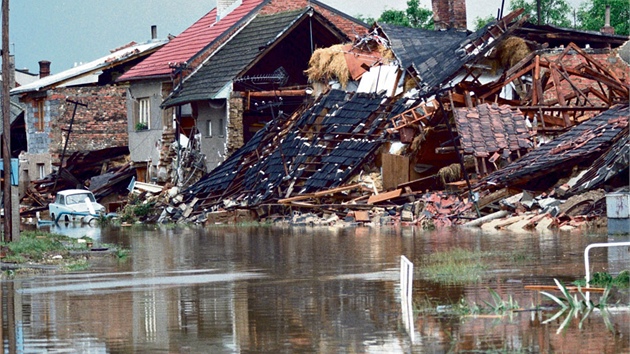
[{"left": 65, "top": 193, "right": 95, "bottom": 205}]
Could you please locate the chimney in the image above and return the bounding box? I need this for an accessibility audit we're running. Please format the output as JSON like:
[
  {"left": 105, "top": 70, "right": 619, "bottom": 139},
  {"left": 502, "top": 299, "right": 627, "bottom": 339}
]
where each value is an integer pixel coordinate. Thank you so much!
[
  {"left": 432, "top": 0, "right": 467, "bottom": 31},
  {"left": 151, "top": 25, "right": 157, "bottom": 40},
  {"left": 600, "top": 5, "right": 615, "bottom": 35},
  {"left": 217, "top": 0, "right": 242, "bottom": 21},
  {"left": 38, "top": 60, "right": 51, "bottom": 79}
]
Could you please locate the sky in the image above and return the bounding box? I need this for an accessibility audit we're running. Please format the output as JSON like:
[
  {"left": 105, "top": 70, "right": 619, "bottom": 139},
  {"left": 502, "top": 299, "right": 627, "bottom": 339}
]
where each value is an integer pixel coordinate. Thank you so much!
[{"left": 9, "top": 0, "right": 586, "bottom": 75}]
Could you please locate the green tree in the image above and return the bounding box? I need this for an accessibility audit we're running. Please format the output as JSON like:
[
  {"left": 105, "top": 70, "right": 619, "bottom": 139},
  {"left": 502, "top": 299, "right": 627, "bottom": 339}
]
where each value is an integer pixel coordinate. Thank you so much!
[
  {"left": 355, "top": 14, "right": 376, "bottom": 25},
  {"left": 377, "top": 0, "right": 434, "bottom": 29},
  {"left": 510, "top": 0, "right": 572, "bottom": 27},
  {"left": 577, "top": 0, "right": 629, "bottom": 36},
  {"left": 474, "top": 14, "right": 497, "bottom": 30}
]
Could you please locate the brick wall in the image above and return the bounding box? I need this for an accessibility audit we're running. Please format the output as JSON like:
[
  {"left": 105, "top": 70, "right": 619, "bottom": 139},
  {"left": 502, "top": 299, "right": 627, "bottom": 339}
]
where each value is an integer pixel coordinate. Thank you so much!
[
  {"left": 48, "top": 85, "right": 128, "bottom": 163},
  {"left": 432, "top": 0, "right": 467, "bottom": 30},
  {"left": 260, "top": 0, "right": 366, "bottom": 38}
]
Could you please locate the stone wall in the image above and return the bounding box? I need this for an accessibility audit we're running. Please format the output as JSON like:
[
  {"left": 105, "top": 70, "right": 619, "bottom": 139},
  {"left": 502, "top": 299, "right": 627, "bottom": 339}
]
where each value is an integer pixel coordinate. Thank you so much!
[{"left": 227, "top": 93, "right": 244, "bottom": 156}]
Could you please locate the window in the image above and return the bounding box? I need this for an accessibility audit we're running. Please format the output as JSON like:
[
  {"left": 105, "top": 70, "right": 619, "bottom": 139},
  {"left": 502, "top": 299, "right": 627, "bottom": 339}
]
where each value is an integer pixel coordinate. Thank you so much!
[
  {"left": 218, "top": 118, "right": 224, "bottom": 138},
  {"left": 134, "top": 97, "right": 150, "bottom": 130},
  {"left": 36, "top": 99, "right": 45, "bottom": 131},
  {"left": 37, "top": 163, "right": 46, "bottom": 179},
  {"left": 206, "top": 120, "right": 212, "bottom": 137}
]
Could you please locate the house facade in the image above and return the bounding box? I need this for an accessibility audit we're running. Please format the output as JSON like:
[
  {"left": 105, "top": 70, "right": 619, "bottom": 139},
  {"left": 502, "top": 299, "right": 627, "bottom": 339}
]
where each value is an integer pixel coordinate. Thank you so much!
[
  {"left": 119, "top": 0, "right": 366, "bottom": 182},
  {"left": 10, "top": 39, "right": 166, "bottom": 187}
]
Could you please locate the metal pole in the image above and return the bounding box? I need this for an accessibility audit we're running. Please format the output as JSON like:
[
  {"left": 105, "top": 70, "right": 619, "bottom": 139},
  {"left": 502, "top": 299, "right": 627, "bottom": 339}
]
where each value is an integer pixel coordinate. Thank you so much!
[{"left": 2, "top": 0, "right": 12, "bottom": 242}]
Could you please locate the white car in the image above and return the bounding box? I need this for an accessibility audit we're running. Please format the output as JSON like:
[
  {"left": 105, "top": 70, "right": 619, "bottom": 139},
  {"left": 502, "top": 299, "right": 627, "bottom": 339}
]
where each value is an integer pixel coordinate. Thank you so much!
[{"left": 49, "top": 189, "right": 106, "bottom": 223}]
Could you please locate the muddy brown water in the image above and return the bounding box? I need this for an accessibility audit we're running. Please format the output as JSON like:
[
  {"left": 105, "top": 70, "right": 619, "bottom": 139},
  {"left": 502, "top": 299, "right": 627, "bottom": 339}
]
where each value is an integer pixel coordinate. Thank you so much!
[{"left": 2, "top": 224, "right": 629, "bottom": 353}]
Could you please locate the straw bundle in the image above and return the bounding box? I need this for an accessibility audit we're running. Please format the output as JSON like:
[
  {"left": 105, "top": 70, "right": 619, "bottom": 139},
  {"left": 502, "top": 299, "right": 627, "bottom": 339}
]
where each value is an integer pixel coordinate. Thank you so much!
[
  {"left": 437, "top": 163, "right": 461, "bottom": 185},
  {"left": 496, "top": 36, "right": 531, "bottom": 70},
  {"left": 304, "top": 44, "right": 351, "bottom": 88}
]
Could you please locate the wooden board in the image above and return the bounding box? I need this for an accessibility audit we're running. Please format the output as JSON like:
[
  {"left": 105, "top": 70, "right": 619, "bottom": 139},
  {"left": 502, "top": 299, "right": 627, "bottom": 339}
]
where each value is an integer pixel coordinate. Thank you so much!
[
  {"left": 524, "top": 285, "right": 606, "bottom": 293},
  {"left": 368, "top": 189, "right": 402, "bottom": 204},
  {"left": 382, "top": 153, "right": 409, "bottom": 190}
]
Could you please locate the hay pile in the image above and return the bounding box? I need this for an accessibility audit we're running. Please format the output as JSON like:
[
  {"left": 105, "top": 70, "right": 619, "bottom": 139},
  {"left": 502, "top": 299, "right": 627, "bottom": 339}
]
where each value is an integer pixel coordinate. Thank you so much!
[
  {"left": 305, "top": 44, "right": 351, "bottom": 88},
  {"left": 305, "top": 43, "right": 395, "bottom": 88},
  {"left": 495, "top": 36, "right": 531, "bottom": 70},
  {"left": 437, "top": 163, "right": 461, "bottom": 186}
]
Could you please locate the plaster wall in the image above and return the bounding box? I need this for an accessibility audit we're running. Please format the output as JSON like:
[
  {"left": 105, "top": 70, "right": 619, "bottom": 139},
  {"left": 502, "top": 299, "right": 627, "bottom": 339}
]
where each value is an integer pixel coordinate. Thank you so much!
[
  {"left": 127, "top": 80, "right": 171, "bottom": 168},
  {"left": 196, "top": 100, "right": 228, "bottom": 170}
]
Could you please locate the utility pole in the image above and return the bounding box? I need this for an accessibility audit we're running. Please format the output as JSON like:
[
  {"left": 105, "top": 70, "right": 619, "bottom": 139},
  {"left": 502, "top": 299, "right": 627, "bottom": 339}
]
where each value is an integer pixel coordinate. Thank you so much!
[{"left": 2, "top": 0, "right": 12, "bottom": 243}]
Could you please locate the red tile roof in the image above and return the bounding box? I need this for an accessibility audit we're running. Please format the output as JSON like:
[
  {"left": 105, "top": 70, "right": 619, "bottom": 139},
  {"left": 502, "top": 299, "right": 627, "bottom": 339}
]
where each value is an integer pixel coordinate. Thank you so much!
[{"left": 119, "top": 0, "right": 264, "bottom": 81}]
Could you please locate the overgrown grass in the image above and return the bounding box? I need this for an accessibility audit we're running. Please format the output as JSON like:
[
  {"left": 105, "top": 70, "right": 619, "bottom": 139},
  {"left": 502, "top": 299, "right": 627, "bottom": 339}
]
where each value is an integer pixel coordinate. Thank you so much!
[
  {"left": 1, "top": 230, "right": 79, "bottom": 263},
  {"left": 1, "top": 231, "right": 129, "bottom": 272},
  {"left": 421, "top": 248, "right": 492, "bottom": 284},
  {"left": 419, "top": 248, "right": 535, "bottom": 284}
]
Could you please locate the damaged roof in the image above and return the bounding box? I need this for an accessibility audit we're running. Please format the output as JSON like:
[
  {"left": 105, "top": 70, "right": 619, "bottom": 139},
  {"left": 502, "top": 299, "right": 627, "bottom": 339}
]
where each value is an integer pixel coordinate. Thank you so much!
[
  {"left": 162, "top": 7, "right": 347, "bottom": 107},
  {"left": 454, "top": 103, "right": 533, "bottom": 158},
  {"left": 11, "top": 40, "right": 168, "bottom": 94},
  {"left": 379, "top": 23, "right": 468, "bottom": 91},
  {"left": 379, "top": 9, "right": 526, "bottom": 95},
  {"left": 515, "top": 22, "right": 630, "bottom": 49},
  {"left": 477, "top": 104, "right": 629, "bottom": 189},
  {"left": 118, "top": 0, "right": 265, "bottom": 81},
  {"left": 181, "top": 89, "right": 404, "bottom": 213}
]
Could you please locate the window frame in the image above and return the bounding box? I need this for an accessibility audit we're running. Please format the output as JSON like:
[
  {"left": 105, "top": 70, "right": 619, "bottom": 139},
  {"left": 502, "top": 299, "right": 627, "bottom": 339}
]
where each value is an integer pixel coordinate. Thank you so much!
[
  {"left": 135, "top": 97, "right": 151, "bottom": 130},
  {"left": 36, "top": 99, "right": 45, "bottom": 131}
]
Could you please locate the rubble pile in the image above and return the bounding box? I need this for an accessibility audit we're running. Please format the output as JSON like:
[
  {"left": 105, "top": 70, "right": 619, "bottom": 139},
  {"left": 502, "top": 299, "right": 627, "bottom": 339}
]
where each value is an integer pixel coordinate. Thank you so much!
[
  {"left": 21, "top": 146, "right": 134, "bottom": 216},
  {"left": 144, "top": 11, "right": 628, "bottom": 231}
]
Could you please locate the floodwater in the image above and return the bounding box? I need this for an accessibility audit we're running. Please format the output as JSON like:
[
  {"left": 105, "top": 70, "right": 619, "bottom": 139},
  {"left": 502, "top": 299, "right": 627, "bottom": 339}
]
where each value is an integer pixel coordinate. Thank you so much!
[{"left": 2, "top": 224, "right": 629, "bottom": 353}]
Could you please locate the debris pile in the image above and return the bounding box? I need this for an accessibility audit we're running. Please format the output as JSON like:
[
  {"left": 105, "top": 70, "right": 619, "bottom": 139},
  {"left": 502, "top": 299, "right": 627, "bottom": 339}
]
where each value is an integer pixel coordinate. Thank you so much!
[
  {"left": 21, "top": 146, "right": 134, "bottom": 216},
  {"left": 147, "top": 11, "right": 629, "bottom": 231}
]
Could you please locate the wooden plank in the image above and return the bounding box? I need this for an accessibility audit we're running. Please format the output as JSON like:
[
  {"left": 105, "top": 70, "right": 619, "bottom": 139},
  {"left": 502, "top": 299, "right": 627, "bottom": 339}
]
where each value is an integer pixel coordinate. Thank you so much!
[
  {"left": 368, "top": 189, "right": 402, "bottom": 204},
  {"left": 524, "top": 285, "right": 606, "bottom": 293},
  {"left": 382, "top": 153, "right": 409, "bottom": 190},
  {"left": 278, "top": 183, "right": 362, "bottom": 204},
  {"left": 477, "top": 188, "right": 513, "bottom": 209}
]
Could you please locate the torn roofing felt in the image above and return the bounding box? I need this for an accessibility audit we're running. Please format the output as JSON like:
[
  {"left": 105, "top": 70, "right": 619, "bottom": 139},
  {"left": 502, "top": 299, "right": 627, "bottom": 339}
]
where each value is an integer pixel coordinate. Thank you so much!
[
  {"left": 162, "top": 7, "right": 345, "bottom": 108},
  {"left": 181, "top": 89, "right": 408, "bottom": 213},
  {"left": 476, "top": 104, "right": 629, "bottom": 190},
  {"left": 378, "top": 9, "right": 526, "bottom": 96}
]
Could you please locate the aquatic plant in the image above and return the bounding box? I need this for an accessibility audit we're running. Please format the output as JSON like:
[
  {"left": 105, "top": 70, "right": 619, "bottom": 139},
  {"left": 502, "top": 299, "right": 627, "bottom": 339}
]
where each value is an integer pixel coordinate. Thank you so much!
[
  {"left": 483, "top": 288, "right": 521, "bottom": 315},
  {"left": 541, "top": 278, "right": 615, "bottom": 333}
]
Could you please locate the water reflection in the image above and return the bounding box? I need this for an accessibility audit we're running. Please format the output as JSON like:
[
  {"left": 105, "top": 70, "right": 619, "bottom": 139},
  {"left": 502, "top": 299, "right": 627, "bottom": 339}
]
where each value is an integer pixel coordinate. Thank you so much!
[{"left": 2, "top": 226, "right": 628, "bottom": 353}]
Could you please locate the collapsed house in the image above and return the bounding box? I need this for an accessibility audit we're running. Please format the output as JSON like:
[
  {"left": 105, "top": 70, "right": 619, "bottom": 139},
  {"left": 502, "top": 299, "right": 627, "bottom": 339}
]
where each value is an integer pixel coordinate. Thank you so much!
[
  {"left": 143, "top": 7, "right": 629, "bottom": 229},
  {"left": 9, "top": 37, "right": 167, "bottom": 216}
]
